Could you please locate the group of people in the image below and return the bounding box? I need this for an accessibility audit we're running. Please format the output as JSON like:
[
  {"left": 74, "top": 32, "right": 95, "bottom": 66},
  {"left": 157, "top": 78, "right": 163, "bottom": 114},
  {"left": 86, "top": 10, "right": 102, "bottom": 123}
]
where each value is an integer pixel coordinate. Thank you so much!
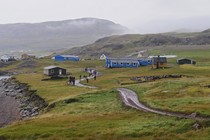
[
  {"left": 68, "top": 68, "right": 98, "bottom": 85},
  {"left": 82, "top": 75, "right": 89, "bottom": 83},
  {"left": 68, "top": 76, "right": 76, "bottom": 85},
  {"left": 85, "top": 68, "right": 97, "bottom": 76},
  {"left": 84, "top": 68, "right": 98, "bottom": 82}
]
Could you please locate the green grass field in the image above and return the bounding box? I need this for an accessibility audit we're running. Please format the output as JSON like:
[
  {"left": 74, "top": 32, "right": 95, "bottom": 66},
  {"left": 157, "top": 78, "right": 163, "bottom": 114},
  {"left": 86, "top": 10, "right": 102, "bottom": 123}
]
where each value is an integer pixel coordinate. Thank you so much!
[{"left": 1, "top": 48, "right": 210, "bottom": 139}]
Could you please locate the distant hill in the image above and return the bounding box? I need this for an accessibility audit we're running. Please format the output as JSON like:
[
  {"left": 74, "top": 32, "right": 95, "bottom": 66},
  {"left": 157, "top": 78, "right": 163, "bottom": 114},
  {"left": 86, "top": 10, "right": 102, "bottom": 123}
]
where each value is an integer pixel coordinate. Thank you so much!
[
  {"left": 202, "top": 28, "right": 210, "bottom": 33},
  {"left": 64, "top": 29, "right": 210, "bottom": 58},
  {"left": 0, "top": 18, "right": 129, "bottom": 56},
  {"left": 171, "top": 28, "right": 199, "bottom": 33}
]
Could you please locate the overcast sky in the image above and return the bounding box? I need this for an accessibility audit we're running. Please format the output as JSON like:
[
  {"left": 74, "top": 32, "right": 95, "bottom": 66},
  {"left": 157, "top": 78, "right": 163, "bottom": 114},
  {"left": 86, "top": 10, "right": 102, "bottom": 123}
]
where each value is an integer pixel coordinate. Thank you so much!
[{"left": 1, "top": 0, "right": 210, "bottom": 33}]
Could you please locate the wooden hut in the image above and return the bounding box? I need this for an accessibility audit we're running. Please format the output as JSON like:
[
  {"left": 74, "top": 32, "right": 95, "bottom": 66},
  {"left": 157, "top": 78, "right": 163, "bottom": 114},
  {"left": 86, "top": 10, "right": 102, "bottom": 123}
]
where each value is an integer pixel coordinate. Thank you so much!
[
  {"left": 21, "top": 54, "right": 36, "bottom": 60},
  {"left": 177, "top": 58, "right": 196, "bottom": 65},
  {"left": 44, "top": 66, "right": 66, "bottom": 76},
  {"left": 152, "top": 56, "right": 167, "bottom": 69}
]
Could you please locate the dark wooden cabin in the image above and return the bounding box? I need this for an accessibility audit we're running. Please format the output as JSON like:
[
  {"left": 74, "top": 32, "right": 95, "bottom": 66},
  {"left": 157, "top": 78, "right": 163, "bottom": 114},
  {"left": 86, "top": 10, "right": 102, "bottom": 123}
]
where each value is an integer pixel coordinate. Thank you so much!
[
  {"left": 152, "top": 56, "right": 167, "bottom": 68},
  {"left": 177, "top": 58, "right": 196, "bottom": 65},
  {"left": 44, "top": 66, "right": 66, "bottom": 76}
]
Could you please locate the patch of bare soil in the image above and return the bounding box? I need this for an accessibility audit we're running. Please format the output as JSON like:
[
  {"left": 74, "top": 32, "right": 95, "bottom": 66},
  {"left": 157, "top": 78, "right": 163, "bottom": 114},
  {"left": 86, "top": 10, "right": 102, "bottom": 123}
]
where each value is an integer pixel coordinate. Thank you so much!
[{"left": 0, "top": 93, "right": 20, "bottom": 127}]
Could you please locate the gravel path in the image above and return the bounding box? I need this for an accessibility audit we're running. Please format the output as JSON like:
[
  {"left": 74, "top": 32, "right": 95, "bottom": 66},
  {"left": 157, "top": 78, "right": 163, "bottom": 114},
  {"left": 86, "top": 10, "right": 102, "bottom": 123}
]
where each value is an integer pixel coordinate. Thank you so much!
[
  {"left": 74, "top": 69, "right": 102, "bottom": 88},
  {"left": 75, "top": 75, "right": 97, "bottom": 89},
  {"left": 117, "top": 88, "right": 210, "bottom": 120}
]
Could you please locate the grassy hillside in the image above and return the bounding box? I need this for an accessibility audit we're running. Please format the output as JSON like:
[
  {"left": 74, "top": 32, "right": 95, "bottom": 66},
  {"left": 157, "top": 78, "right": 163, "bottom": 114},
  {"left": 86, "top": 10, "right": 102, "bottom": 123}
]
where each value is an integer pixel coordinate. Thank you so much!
[
  {"left": 64, "top": 30, "right": 210, "bottom": 59},
  {"left": 1, "top": 48, "right": 210, "bottom": 139}
]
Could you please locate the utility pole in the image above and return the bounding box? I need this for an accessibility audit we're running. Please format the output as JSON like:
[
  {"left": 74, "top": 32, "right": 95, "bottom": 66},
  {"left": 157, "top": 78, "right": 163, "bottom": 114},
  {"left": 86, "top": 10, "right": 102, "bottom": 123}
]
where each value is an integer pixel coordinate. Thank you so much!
[{"left": 156, "top": 55, "right": 160, "bottom": 69}]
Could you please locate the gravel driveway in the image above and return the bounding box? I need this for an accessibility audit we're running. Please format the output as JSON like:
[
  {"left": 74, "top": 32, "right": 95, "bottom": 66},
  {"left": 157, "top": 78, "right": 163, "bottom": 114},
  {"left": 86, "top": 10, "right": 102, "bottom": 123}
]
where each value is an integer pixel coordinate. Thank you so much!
[{"left": 117, "top": 88, "right": 210, "bottom": 120}]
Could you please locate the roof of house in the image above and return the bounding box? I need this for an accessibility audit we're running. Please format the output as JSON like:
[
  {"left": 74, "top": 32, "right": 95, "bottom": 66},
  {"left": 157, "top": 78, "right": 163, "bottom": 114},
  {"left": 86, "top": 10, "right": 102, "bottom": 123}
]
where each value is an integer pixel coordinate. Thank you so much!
[
  {"left": 44, "top": 66, "right": 65, "bottom": 70},
  {"left": 56, "top": 55, "right": 79, "bottom": 58},
  {"left": 111, "top": 60, "right": 139, "bottom": 63},
  {"left": 153, "top": 57, "right": 167, "bottom": 63},
  {"left": 149, "top": 55, "right": 177, "bottom": 58},
  {"left": 106, "top": 57, "right": 150, "bottom": 61},
  {"left": 1, "top": 55, "right": 14, "bottom": 59},
  {"left": 177, "top": 58, "right": 195, "bottom": 61},
  {"left": 100, "top": 54, "right": 107, "bottom": 58}
]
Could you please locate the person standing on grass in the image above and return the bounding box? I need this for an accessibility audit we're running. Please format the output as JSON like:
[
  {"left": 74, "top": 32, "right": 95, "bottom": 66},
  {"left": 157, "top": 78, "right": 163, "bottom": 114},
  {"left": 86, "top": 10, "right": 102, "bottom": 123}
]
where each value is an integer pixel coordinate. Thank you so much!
[
  {"left": 94, "top": 75, "right": 96, "bottom": 80},
  {"left": 86, "top": 77, "right": 89, "bottom": 83},
  {"left": 70, "top": 76, "right": 73, "bottom": 85},
  {"left": 68, "top": 76, "right": 71, "bottom": 85},
  {"left": 72, "top": 77, "right": 75, "bottom": 85}
]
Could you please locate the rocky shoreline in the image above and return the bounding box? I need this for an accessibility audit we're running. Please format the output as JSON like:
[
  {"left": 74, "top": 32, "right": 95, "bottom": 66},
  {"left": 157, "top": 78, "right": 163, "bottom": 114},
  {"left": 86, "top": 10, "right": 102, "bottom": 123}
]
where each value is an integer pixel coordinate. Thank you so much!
[{"left": 0, "top": 78, "right": 48, "bottom": 127}]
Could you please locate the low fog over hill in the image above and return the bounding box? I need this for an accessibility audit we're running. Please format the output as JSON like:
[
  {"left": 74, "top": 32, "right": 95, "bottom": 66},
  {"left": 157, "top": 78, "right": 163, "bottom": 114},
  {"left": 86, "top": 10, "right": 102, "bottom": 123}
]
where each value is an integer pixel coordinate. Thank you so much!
[
  {"left": 0, "top": 18, "right": 129, "bottom": 56},
  {"left": 64, "top": 28, "right": 210, "bottom": 58}
]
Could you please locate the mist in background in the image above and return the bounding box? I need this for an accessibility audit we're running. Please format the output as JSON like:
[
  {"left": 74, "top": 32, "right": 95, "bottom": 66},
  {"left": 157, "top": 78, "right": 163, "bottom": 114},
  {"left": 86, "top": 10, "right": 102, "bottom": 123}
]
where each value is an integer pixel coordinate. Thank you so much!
[{"left": 0, "top": 0, "right": 210, "bottom": 33}]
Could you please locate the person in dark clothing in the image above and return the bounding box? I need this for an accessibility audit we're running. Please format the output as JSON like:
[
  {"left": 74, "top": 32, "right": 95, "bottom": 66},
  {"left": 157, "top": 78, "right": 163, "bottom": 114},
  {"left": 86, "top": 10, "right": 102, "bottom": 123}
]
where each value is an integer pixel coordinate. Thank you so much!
[
  {"left": 94, "top": 75, "right": 96, "bottom": 80},
  {"left": 68, "top": 76, "right": 72, "bottom": 85},
  {"left": 93, "top": 70, "right": 97, "bottom": 76},
  {"left": 72, "top": 77, "right": 75, "bottom": 85},
  {"left": 86, "top": 77, "right": 89, "bottom": 83}
]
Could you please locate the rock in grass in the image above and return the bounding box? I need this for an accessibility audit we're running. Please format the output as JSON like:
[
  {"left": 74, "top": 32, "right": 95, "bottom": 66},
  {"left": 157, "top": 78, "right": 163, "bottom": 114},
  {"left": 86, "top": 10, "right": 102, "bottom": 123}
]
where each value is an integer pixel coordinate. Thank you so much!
[
  {"left": 192, "top": 123, "right": 202, "bottom": 130},
  {"left": 188, "top": 112, "right": 197, "bottom": 118}
]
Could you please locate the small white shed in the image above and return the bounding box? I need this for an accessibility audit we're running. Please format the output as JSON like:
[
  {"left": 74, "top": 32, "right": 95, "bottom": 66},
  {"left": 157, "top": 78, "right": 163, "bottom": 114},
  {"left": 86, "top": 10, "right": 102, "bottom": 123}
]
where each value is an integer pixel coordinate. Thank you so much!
[
  {"left": 1, "top": 55, "right": 15, "bottom": 62},
  {"left": 100, "top": 54, "right": 107, "bottom": 60}
]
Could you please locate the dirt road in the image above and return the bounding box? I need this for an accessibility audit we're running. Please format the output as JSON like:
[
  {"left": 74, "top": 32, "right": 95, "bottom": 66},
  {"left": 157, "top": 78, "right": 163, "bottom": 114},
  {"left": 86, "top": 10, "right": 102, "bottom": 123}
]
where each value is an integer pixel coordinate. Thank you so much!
[{"left": 117, "top": 88, "right": 210, "bottom": 120}]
